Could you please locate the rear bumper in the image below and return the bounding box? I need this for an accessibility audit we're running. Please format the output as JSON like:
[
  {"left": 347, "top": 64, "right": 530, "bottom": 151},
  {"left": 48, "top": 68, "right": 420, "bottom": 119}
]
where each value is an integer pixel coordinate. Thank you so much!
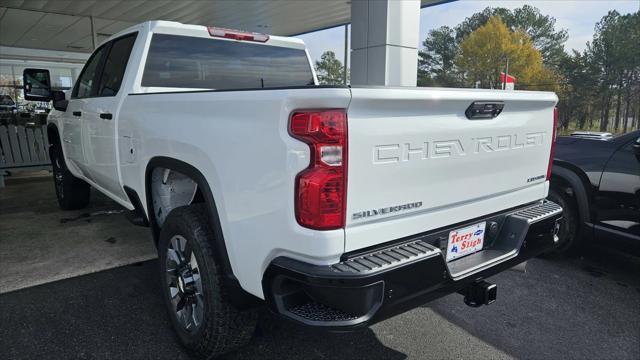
[{"left": 262, "top": 200, "right": 562, "bottom": 329}]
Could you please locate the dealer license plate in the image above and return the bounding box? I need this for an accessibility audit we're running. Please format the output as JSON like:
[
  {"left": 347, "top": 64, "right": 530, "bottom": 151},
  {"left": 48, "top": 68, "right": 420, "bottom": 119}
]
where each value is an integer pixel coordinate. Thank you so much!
[{"left": 446, "top": 221, "right": 486, "bottom": 262}]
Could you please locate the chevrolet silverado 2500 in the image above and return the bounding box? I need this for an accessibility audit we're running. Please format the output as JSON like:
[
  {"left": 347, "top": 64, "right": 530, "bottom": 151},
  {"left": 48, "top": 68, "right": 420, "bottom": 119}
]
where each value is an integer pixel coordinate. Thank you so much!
[{"left": 23, "top": 21, "right": 562, "bottom": 358}]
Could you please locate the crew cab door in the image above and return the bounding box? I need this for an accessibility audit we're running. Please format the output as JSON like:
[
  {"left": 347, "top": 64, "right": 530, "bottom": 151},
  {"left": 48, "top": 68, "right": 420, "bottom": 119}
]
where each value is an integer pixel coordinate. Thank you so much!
[
  {"left": 595, "top": 135, "right": 640, "bottom": 238},
  {"left": 81, "top": 33, "right": 137, "bottom": 201},
  {"left": 64, "top": 44, "right": 110, "bottom": 177}
]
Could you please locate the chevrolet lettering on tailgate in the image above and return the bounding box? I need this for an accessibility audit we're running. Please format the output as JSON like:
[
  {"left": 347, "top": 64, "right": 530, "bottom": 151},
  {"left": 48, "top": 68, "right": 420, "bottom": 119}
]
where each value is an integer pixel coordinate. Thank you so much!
[{"left": 373, "top": 132, "right": 545, "bottom": 164}]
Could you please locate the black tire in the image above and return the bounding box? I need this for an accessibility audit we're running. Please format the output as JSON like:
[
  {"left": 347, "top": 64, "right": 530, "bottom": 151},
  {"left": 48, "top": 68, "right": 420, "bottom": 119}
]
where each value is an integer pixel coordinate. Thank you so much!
[
  {"left": 546, "top": 187, "right": 581, "bottom": 256},
  {"left": 158, "top": 204, "right": 257, "bottom": 358},
  {"left": 50, "top": 141, "right": 90, "bottom": 210}
]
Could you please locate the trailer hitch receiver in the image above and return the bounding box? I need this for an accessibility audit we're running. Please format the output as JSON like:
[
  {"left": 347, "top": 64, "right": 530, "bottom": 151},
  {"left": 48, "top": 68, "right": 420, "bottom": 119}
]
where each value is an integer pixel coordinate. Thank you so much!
[{"left": 460, "top": 280, "right": 497, "bottom": 307}]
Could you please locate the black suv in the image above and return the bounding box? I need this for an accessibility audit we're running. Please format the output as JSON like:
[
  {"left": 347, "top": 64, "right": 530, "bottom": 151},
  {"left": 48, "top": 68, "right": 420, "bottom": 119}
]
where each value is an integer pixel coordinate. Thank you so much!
[{"left": 548, "top": 130, "right": 640, "bottom": 255}]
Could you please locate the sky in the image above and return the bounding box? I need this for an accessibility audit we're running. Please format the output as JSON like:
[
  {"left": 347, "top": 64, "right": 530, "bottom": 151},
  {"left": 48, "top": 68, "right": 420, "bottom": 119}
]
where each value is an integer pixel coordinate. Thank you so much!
[{"left": 298, "top": 0, "right": 639, "bottom": 66}]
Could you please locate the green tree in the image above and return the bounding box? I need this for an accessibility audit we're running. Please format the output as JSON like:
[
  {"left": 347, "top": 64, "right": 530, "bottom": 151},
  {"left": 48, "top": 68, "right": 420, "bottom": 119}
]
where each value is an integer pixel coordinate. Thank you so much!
[
  {"left": 418, "top": 5, "right": 568, "bottom": 88},
  {"left": 588, "top": 11, "right": 640, "bottom": 131},
  {"left": 418, "top": 26, "right": 459, "bottom": 87},
  {"left": 314, "top": 51, "right": 347, "bottom": 85},
  {"left": 556, "top": 10, "right": 639, "bottom": 133},
  {"left": 556, "top": 51, "right": 599, "bottom": 130},
  {"left": 456, "top": 5, "right": 568, "bottom": 67},
  {"left": 455, "top": 16, "right": 559, "bottom": 91},
  {"left": 417, "top": 5, "right": 639, "bottom": 134}
]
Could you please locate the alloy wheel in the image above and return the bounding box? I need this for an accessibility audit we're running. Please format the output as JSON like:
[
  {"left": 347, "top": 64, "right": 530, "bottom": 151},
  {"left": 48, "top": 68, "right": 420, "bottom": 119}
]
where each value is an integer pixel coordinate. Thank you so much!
[{"left": 165, "top": 235, "right": 205, "bottom": 331}]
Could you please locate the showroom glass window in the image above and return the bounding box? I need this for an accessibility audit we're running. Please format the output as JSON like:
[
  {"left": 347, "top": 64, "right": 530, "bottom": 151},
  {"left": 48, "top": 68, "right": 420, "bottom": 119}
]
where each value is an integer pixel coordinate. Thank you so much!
[{"left": 141, "top": 34, "right": 315, "bottom": 89}]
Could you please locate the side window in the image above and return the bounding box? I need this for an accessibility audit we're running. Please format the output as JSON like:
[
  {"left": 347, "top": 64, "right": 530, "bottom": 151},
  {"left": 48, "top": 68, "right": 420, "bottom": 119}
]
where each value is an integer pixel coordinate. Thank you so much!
[
  {"left": 97, "top": 33, "right": 137, "bottom": 96},
  {"left": 73, "top": 45, "right": 108, "bottom": 99}
]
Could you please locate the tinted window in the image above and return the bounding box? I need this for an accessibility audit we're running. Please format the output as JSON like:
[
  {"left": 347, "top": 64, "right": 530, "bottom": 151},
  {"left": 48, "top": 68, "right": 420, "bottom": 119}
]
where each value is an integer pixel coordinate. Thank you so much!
[
  {"left": 98, "top": 33, "right": 137, "bottom": 96},
  {"left": 73, "top": 45, "right": 108, "bottom": 98},
  {"left": 142, "top": 34, "right": 314, "bottom": 90}
]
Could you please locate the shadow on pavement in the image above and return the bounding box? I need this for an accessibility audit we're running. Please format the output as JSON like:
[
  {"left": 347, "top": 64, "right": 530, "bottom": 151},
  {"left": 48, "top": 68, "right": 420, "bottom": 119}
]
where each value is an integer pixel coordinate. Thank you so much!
[
  {"left": 229, "top": 315, "right": 406, "bottom": 360},
  {"left": 0, "top": 260, "right": 405, "bottom": 360},
  {"left": 427, "top": 245, "right": 640, "bottom": 360}
]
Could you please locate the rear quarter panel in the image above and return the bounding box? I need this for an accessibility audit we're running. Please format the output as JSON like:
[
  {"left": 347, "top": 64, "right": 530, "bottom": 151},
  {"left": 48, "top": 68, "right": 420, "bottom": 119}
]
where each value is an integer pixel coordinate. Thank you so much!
[
  {"left": 554, "top": 136, "right": 616, "bottom": 188},
  {"left": 118, "top": 87, "right": 351, "bottom": 298}
]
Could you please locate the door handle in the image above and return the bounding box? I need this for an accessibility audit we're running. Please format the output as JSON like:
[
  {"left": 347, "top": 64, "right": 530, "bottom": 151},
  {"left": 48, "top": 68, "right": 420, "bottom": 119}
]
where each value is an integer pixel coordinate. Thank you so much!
[
  {"left": 63, "top": 138, "right": 72, "bottom": 143},
  {"left": 72, "top": 111, "right": 82, "bottom": 117},
  {"left": 100, "top": 113, "right": 113, "bottom": 120}
]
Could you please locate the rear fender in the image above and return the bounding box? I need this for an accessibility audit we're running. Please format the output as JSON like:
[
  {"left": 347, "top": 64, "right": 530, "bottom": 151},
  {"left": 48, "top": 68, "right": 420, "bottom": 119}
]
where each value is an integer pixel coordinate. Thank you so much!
[
  {"left": 550, "top": 161, "right": 593, "bottom": 227},
  {"left": 144, "top": 156, "right": 261, "bottom": 308}
]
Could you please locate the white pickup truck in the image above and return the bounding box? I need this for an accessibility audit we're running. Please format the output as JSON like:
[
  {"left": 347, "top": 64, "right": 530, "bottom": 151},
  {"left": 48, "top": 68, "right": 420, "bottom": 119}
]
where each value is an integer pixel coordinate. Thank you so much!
[{"left": 24, "top": 21, "right": 562, "bottom": 358}]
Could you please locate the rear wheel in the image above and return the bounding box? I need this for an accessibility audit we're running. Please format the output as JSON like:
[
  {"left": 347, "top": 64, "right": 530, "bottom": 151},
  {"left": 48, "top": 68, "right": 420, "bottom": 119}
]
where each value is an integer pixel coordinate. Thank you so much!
[
  {"left": 546, "top": 187, "right": 580, "bottom": 256},
  {"left": 158, "top": 204, "right": 257, "bottom": 358},
  {"left": 50, "top": 141, "right": 90, "bottom": 210}
]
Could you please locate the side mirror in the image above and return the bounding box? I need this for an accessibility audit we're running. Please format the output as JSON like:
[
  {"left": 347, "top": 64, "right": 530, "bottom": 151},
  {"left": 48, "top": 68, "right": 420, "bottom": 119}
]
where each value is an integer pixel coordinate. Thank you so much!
[
  {"left": 23, "top": 68, "right": 52, "bottom": 101},
  {"left": 52, "top": 90, "right": 68, "bottom": 112}
]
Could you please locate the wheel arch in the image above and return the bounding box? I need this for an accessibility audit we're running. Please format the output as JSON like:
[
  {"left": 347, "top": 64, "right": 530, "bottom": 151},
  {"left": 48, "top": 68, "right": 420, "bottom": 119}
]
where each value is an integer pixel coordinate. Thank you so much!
[
  {"left": 550, "top": 160, "right": 593, "bottom": 226},
  {"left": 144, "top": 156, "right": 261, "bottom": 308},
  {"left": 47, "top": 123, "right": 60, "bottom": 147}
]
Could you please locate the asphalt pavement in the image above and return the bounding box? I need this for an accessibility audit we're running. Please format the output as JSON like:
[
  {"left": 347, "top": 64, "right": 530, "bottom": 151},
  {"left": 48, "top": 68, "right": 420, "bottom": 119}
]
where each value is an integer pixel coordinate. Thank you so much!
[
  {"left": 1, "top": 246, "right": 638, "bottom": 360},
  {"left": 1, "top": 175, "right": 639, "bottom": 359},
  {"left": 0, "top": 175, "right": 155, "bottom": 293}
]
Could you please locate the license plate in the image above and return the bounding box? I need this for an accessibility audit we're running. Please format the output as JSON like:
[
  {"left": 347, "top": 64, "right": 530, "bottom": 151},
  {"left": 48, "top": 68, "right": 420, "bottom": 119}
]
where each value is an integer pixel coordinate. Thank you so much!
[{"left": 446, "top": 221, "right": 486, "bottom": 262}]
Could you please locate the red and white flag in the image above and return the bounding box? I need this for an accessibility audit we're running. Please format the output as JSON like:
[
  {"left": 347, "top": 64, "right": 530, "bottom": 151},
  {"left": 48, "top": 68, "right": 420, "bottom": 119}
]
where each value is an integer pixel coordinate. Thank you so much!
[{"left": 500, "top": 72, "right": 516, "bottom": 90}]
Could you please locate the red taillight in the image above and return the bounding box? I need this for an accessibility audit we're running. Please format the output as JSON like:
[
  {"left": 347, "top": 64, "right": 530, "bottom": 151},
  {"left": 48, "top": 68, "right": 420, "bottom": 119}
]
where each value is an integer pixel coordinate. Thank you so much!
[
  {"left": 547, "top": 107, "right": 558, "bottom": 180},
  {"left": 207, "top": 27, "right": 269, "bottom": 42},
  {"left": 290, "top": 110, "right": 347, "bottom": 230}
]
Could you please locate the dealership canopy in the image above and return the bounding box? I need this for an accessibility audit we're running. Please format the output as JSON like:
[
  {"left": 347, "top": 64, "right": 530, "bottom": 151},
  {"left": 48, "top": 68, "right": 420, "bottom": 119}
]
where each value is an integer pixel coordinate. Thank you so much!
[{"left": 0, "top": 0, "right": 449, "bottom": 86}]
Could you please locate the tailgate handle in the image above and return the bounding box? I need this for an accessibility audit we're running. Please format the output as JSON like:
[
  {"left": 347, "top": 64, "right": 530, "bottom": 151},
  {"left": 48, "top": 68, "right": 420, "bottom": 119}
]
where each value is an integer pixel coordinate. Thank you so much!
[{"left": 465, "top": 101, "right": 504, "bottom": 120}]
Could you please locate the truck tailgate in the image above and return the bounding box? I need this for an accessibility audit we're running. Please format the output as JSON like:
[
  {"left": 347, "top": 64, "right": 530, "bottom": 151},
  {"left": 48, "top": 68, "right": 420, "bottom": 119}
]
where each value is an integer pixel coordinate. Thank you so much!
[{"left": 345, "top": 87, "right": 558, "bottom": 252}]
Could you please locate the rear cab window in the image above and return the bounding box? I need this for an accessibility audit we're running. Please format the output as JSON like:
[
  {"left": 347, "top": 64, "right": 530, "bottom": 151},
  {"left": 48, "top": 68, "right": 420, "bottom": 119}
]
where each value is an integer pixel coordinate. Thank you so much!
[{"left": 141, "top": 34, "right": 315, "bottom": 90}]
